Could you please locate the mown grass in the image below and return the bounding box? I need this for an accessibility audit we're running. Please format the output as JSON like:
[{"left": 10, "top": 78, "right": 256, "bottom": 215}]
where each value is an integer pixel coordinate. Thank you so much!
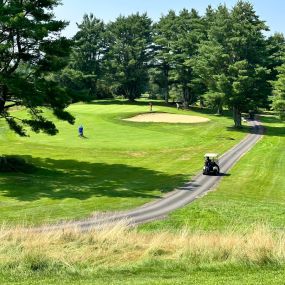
[
  {"left": 0, "top": 224, "right": 284, "bottom": 284},
  {"left": 0, "top": 106, "right": 283, "bottom": 284},
  {"left": 142, "top": 115, "right": 285, "bottom": 232},
  {"left": 0, "top": 100, "right": 247, "bottom": 225}
]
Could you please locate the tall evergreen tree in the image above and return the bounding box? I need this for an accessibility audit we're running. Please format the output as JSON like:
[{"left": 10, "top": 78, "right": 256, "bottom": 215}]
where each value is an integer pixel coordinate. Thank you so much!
[
  {"left": 0, "top": 0, "right": 73, "bottom": 136},
  {"left": 266, "top": 33, "right": 285, "bottom": 78},
  {"left": 151, "top": 10, "right": 176, "bottom": 103},
  {"left": 195, "top": 1, "right": 269, "bottom": 127},
  {"left": 71, "top": 14, "right": 107, "bottom": 98},
  {"left": 171, "top": 9, "right": 206, "bottom": 108},
  {"left": 272, "top": 58, "right": 285, "bottom": 119},
  {"left": 266, "top": 33, "right": 285, "bottom": 119},
  {"left": 105, "top": 13, "right": 152, "bottom": 101}
]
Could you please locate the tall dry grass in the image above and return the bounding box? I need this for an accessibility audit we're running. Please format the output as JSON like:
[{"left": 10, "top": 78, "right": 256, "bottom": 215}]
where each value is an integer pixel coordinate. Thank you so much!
[{"left": 0, "top": 222, "right": 284, "bottom": 274}]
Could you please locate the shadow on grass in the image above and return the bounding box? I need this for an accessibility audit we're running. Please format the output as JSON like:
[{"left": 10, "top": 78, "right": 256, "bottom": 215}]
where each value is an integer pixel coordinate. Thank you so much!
[
  {"left": 226, "top": 125, "right": 252, "bottom": 134},
  {"left": 224, "top": 116, "right": 285, "bottom": 137},
  {"left": 0, "top": 156, "right": 187, "bottom": 202},
  {"left": 86, "top": 99, "right": 153, "bottom": 106},
  {"left": 259, "top": 116, "right": 285, "bottom": 137},
  {"left": 189, "top": 106, "right": 233, "bottom": 119},
  {"left": 263, "top": 126, "right": 285, "bottom": 137},
  {"left": 259, "top": 115, "right": 282, "bottom": 124},
  {"left": 225, "top": 116, "right": 284, "bottom": 137},
  {"left": 87, "top": 99, "right": 238, "bottom": 123}
]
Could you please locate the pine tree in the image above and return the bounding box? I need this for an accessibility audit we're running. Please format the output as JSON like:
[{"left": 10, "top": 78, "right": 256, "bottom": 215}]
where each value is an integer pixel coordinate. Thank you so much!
[
  {"left": 72, "top": 14, "right": 107, "bottom": 98},
  {"left": 0, "top": 0, "right": 74, "bottom": 136},
  {"left": 151, "top": 10, "right": 176, "bottom": 103},
  {"left": 106, "top": 13, "right": 152, "bottom": 101},
  {"left": 272, "top": 59, "right": 285, "bottom": 119},
  {"left": 171, "top": 9, "right": 206, "bottom": 108},
  {"left": 194, "top": 1, "right": 269, "bottom": 127}
]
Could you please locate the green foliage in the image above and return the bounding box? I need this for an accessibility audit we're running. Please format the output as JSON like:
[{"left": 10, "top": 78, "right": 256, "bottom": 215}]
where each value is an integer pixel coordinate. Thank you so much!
[
  {"left": 152, "top": 9, "right": 206, "bottom": 107},
  {"left": 194, "top": 1, "right": 269, "bottom": 127},
  {"left": 70, "top": 14, "right": 109, "bottom": 99},
  {"left": 170, "top": 9, "right": 206, "bottom": 108},
  {"left": 60, "top": 2, "right": 284, "bottom": 116},
  {"left": 151, "top": 10, "right": 176, "bottom": 103},
  {"left": 105, "top": 13, "right": 152, "bottom": 101},
  {"left": 272, "top": 62, "right": 285, "bottom": 119},
  {"left": 265, "top": 33, "right": 285, "bottom": 80},
  {"left": 203, "top": 91, "right": 225, "bottom": 114},
  {"left": 57, "top": 68, "right": 91, "bottom": 102},
  {"left": 0, "top": 0, "right": 74, "bottom": 136}
]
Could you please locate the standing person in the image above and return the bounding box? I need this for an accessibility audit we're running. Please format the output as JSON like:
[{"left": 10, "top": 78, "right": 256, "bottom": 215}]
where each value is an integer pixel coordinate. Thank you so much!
[
  {"left": 78, "top": 125, "right": 84, "bottom": 137},
  {"left": 176, "top": 102, "right": 180, "bottom": 110},
  {"left": 149, "top": 102, "right": 153, "bottom": 112}
]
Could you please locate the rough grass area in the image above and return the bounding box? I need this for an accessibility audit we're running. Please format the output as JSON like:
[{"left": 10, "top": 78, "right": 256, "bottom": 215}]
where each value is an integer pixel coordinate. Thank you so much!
[
  {"left": 0, "top": 224, "right": 284, "bottom": 284},
  {"left": 142, "top": 115, "right": 285, "bottom": 232},
  {"left": 0, "top": 100, "right": 247, "bottom": 225}
]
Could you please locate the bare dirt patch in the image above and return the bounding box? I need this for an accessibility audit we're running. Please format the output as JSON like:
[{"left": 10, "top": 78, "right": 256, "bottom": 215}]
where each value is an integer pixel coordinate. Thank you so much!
[{"left": 124, "top": 112, "right": 210, "bottom": 124}]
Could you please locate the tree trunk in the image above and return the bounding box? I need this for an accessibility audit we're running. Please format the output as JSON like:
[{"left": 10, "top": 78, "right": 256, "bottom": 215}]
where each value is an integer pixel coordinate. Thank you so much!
[
  {"left": 0, "top": 84, "right": 7, "bottom": 115},
  {"left": 163, "top": 83, "right": 169, "bottom": 104},
  {"left": 163, "top": 68, "right": 169, "bottom": 104},
  {"left": 216, "top": 103, "right": 223, "bottom": 115},
  {"left": 128, "top": 94, "right": 136, "bottom": 102},
  {"left": 233, "top": 106, "right": 242, "bottom": 128},
  {"left": 125, "top": 87, "right": 135, "bottom": 102},
  {"left": 182, "top": 86, "right": 190, "bottom": 109}
]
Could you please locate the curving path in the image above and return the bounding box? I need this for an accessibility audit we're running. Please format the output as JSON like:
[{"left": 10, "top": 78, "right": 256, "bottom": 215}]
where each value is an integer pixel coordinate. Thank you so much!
[{"left": 42, "top": 120, "right": 264, "bottom": 231}]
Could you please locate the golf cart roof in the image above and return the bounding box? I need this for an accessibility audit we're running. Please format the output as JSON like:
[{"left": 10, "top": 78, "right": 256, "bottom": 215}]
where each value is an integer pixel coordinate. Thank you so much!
[{"left": 204, "top": 153, "right": 219, "bottom": 159}]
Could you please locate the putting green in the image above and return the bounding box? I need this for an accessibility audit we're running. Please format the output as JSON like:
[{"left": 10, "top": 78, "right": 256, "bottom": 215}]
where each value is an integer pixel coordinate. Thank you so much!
[{"left": 0, "top": 101, "right": 247, "bottom": 225}]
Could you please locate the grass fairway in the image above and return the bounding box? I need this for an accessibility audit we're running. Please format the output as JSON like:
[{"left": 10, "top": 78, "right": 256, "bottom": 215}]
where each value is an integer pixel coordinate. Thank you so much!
[
  {"left": 142, "top": 115, "right": 285, "bottom": 232},
  {"left": 0, "top": 100, "right": 247, "bottom": 225},
  {"left": 2, "top": 262, "right": 285, "bottom": 285},
  {"left": 0, "top": 105, "right": 284, "bottom": 285}
]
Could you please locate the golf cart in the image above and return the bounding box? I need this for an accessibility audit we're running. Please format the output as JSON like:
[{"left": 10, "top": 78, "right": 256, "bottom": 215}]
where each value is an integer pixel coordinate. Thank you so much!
[{"left": 203, "top": 153, "right": 220, "bottom": 175}]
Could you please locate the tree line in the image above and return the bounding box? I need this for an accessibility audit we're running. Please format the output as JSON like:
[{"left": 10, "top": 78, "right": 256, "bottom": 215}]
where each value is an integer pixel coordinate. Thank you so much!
[{"left": 0, "top": 0, "right": 284, "bottom": 135}]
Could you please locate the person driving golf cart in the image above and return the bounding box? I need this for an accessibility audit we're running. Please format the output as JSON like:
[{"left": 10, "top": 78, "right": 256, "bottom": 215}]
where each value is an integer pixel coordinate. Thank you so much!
[
  {"left": 203, "top": 153, "right": 220, "bottom": 175},
  {"left": 205, "top": 156, "right": 212, "bottom": 167}
]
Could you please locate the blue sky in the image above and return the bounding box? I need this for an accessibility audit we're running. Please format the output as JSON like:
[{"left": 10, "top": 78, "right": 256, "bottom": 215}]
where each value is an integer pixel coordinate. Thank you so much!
[{"left": 54, "top": 0, "right": 285, "bottom": 38}]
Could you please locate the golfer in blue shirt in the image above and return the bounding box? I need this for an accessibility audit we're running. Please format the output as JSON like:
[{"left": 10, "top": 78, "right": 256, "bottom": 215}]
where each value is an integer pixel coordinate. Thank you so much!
[{"left": 78, "top": 125, "right": 84, "bottom": 137}]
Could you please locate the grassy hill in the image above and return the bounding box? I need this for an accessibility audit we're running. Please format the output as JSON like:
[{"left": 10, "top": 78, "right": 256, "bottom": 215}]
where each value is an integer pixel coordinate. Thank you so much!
[
  {"left": 0, "top": 100, "right": 246, "bottom": 225},
  {"left": 142, "top": 115, "right": 285, "bottom": 232},
  {"left": 0, "top": 101, "right": 284, "bottom": 284}
]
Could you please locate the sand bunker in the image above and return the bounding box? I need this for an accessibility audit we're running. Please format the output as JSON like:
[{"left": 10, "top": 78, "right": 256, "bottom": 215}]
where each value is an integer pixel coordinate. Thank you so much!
[{"left": 124, "top": 112, "right": 210, "bottom": 124}]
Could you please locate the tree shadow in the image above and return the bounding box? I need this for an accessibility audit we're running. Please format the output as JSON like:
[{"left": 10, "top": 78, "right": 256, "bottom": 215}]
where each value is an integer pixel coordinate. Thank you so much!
[
  {"left": 86, "top": 99, "right": 182, "bottom": 108},
  {"left": 187, "top": 106, "right": 234, "bottom": 119},
  {"left": 0, "top": 156, "right": 187, "bottom": 202},
  {"left": 226, "top": 125, "right": 252, "bottom": 135},
  {"left": 258, "top": 115, "right": 285, "bottom": 137},
  {"left": 263, "top": 125, "right": 285, "bottom": 137},
  {"left": 87, "top": 99, "right": 152, "bottom": 106},
  {"left": 259, "top": 115, "right": 281, "bottom": 124},
  {"left": 225, "top": 116, "right": 284, "bottom": 137}
]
